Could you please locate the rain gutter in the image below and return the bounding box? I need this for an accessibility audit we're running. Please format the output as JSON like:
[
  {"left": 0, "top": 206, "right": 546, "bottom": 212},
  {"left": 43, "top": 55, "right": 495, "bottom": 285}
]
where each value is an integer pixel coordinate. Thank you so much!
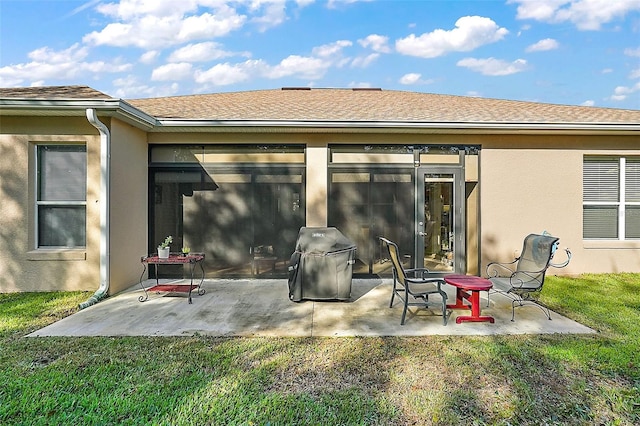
[
  {"left": 79, "top": 108, "right": 111, "bottom": 309},
  {"left": 0, "top": 98, "right": 157, "bottom": 130},
  {"left": 151, "top": 119, "right": 639, "bottom": 135}
]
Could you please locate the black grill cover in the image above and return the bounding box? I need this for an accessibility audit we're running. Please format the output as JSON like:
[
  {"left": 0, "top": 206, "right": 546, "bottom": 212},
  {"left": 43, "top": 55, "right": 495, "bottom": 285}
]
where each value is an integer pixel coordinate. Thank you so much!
[{"left": 288, "top": 227, "right": 357, "bottom": 301}]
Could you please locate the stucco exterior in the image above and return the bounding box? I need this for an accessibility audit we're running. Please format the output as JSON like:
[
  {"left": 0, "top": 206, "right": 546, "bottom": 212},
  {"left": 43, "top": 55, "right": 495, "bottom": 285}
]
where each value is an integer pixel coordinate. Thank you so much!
[
  {"left": 1, "top": 86, "right": 638, "bottom": 297},
  {"left": 108, "top": 119, "right": 149, "bottom": 294},
  {"left": 0, "top": 117, "right": 100, "bottom": 292},
  {"left": 480, "top": 135, "right": 640, "bottom": 275}
]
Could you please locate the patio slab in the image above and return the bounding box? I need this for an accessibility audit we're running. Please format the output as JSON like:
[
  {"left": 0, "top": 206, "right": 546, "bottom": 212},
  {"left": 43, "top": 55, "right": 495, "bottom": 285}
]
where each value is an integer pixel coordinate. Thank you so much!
[{"left": 28, "top": 279, "right": 595, "bottom": 337}]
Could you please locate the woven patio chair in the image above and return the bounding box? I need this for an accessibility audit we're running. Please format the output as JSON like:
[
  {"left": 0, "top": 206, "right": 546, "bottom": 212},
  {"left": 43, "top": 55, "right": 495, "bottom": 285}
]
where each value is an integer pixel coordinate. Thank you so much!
[{"left": 379, "top": 237, "right": 449, "bottom": 325}]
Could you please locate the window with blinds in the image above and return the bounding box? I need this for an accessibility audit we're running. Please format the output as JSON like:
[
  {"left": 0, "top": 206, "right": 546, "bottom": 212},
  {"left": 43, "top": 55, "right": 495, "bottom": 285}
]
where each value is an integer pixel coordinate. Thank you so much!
[
  {"left": 36, "top": 145, "right": 87, "bottom": 247},
  {"left": 583, "top": 156, "right": 640, "bottom": 240}
]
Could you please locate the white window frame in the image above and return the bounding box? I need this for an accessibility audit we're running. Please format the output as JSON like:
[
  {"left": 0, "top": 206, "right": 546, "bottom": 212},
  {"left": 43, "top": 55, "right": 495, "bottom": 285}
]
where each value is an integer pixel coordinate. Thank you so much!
[
  {"left": 583, "top": 156, "right": 640, "bottom": 240},
  {"left": 35, "top": 144, "right": 87, "bottom": 248}
]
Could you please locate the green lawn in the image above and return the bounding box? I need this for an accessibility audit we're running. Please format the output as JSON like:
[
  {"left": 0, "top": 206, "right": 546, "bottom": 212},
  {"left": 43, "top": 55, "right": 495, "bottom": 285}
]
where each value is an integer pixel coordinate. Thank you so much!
[{"left": 1, "top": 273, "right": 638, "bottom": 425}]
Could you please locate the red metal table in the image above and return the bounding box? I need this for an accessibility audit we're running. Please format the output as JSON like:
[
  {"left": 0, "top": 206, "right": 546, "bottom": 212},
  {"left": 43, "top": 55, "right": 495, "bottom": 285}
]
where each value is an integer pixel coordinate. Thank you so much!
[
  {"left": 444, "top": 274, "right": 494, "bottom": 324},
  {"left": 139, "top": 253, "right": 205, "bottom": 304}
]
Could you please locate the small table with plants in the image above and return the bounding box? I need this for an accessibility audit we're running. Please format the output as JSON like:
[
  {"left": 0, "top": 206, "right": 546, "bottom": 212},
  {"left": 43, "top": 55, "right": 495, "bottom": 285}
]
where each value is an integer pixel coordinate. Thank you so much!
[{"left": 138, "top": 252, "right": 206, "bottom": 304}]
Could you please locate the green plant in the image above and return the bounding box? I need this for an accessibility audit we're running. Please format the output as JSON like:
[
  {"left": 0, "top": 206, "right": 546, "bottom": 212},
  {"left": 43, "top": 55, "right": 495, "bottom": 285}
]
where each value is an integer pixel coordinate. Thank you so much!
[
  {"left": 158, "top": 235, "right": 172, "bottom": 249},
  {"left": 181, "top": 246, "right": 191, "bottom": 254}
]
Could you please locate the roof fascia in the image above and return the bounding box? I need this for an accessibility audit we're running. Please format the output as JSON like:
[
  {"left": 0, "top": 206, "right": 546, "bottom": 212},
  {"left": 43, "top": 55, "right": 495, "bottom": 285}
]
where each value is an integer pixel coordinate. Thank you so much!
[
  {"left": 0, "top": 98, "right": 157, "bottom": 130},
  {"left": 153, "top": 119, "right": 639, "bottom": 135}
]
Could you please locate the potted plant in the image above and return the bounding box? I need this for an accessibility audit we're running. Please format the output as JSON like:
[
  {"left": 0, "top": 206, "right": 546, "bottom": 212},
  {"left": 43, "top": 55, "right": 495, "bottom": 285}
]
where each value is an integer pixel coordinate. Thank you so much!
[
  {"left": 181, "top": 246, "right": 191, "bottom": 257},
  {"left": 157, "top": 235, "right": 172, "bottom": 259}
]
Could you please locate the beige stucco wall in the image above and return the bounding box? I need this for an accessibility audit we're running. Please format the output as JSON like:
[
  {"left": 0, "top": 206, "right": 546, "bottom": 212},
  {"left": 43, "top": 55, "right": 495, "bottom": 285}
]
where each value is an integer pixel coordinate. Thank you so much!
[
  {"left": 0, "top": 116, "right": 100, "bottom": 292},
  {"left": 305, "top": 139, "right": 328, "bottom": 226},
  {"left": 3, "top": 121, "right": 637, "bottom": 294},
  {"left": 108, "top": 119, "right": 149, "bottom": 294},
  {"left": 480, "top": 135, "right": 640, "bottom": 275}
]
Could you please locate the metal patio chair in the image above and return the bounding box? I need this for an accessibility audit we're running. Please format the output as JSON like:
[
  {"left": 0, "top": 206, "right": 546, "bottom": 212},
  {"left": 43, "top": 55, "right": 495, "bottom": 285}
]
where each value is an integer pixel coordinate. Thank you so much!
[
  {"left": 379, "top": 237, "right": 449, "bottom": 325},
  {"left": 486, "top": 233, "right": 571, "bottom": 321}
]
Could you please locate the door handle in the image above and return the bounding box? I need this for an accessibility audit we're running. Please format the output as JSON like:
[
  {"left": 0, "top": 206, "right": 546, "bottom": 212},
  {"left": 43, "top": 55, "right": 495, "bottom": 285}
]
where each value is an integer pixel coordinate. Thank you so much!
[{"left": 418, "top": 231, "right": 427, "bottom": 236}]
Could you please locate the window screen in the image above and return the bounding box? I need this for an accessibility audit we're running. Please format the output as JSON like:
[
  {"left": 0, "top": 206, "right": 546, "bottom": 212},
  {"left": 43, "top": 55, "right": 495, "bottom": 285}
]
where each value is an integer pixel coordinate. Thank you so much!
[{"left": 37, "top": 145, "right": 87, "bottom": 247}]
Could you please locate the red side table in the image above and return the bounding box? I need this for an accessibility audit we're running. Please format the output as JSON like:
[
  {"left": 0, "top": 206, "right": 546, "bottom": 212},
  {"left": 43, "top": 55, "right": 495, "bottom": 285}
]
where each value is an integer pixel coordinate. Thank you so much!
[
  {"left": 139, "top": 253, "right": 205, "bottom": 304},
  {"left": 444, "top": 274, "right": 495, "bottom": 324}
]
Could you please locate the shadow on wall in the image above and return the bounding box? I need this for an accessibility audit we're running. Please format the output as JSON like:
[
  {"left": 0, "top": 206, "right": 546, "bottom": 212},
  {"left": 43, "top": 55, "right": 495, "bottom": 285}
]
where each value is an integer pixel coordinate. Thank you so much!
[
  {"left": 0, "top": 140, "right": 77, "bottom": 292},
  {"left": 0, "top": 141, "right": 24, "bottom": 290},
  {"left": 481, "top": 232, "right": 627, "bottom": 276}
]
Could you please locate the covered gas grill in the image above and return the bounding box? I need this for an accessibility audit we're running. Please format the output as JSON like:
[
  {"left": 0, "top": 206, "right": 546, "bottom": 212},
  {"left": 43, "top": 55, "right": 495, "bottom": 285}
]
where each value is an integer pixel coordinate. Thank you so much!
[{"left": 288, "top": 227, "right": 357, "bottom": 301}]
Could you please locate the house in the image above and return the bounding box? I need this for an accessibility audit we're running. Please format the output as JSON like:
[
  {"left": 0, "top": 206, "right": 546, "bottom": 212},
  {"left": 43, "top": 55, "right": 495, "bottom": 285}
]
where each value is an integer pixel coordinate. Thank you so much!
[{"left": 1, "top": 85, "right": 638, "bottom": 304}]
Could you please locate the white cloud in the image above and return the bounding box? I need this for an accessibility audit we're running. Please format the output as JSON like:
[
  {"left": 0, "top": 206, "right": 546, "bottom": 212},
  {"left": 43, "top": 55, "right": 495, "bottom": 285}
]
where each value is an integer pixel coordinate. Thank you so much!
[
  {"left": 178, "top": 10, "right": 246, "bottom": 40},
  {"left": 328, "top": 0, "right": 373, "bottom": 9},
  {"left": 267, "top": 55, "right": 330, "bottom": 79},
  {"left": 84, "top": 3, "right": 247, "bottom": 49},
  {"left": 174, "top": 36, "right": 355, "bottom": 87},
  {"left": 630, "top": 68, "right": 640, "bottom": 79},
  {"left": 0, "top": 44, "right": 131, "bottom": 87},
  {"left": 624, "top": 47, "right": 640, "bottom": 57},
  {"left": 457, "top": 57, "right": 528, "bottom": 76},
  {"left": 84, "top": 1, "right": 315, "bottom": 49},
  {"left": 140, "top": 50, "right": 160, "bottom": 64},
  {"left": 509, "top": 0, "right": 566, "bottom": 21},
  {"left": 312, "top": 40, "right": 352, "bottom": 58},
  {"left": 396, "top": 16, "right": 509, "bottom": 58},
  {"left": 609, "top": 81, "right": 640, "bottom": 101},
  {"left": 348, "top": 81, "right": 373, "bottom": 88},
  {"left": 509, "top": 0, "right": 640, "bottom": 30},
  {"left": 112, "top": 74, "right": 180, "bottom": 98},
  {"left": 249, "top": 0, "right": 288, "bottom": 31},
  {"left": 27, "top": 43, "right": 89, "bottom": 63},
  {"left": 399, "top": 73, "right": 421, "bottom": 85},
  {"left": 350, "top": 53, "right": 379, "bottom": 68},
  {"left": 168, "top": 42, "right": 240, "bottom": 63},
  {"left": 581, "top": 100, "right": 596, "bottom": 106},
  {"left": 398, "top": 73, "right": 434, "bottom": 85},
  {"left": 260, "top": 40, "right": 354, "bottom": 79},
  {"left": 151, "top": 62, "right": 193, "bottom": 81},
  {"left": 358, "top": 34, "right": 391, "bottom": 53},
  {"left": 525, "top": 38, "right": 559, "bottom": 52},
  {"left": 195, "top": 60, "right": 266, "bottom": 86}
]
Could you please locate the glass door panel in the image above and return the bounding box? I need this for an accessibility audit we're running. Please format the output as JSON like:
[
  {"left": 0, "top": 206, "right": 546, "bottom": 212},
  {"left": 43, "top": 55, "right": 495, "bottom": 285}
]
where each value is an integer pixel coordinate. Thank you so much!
[
  {"left": 328, "top": 169, "right": 413, "bottom": 275},
  {"left": 417, "top": 169, "right": 464, "bottom": 274},
  {"left": 422, "top": 176, "right": 454, "bottom": 272}
]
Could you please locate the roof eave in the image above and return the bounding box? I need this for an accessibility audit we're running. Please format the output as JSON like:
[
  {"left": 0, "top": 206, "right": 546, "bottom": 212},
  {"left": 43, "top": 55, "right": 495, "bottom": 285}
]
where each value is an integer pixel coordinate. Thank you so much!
[
  {"left": 0, "top": 98, "right": 157, "bottom": 130},
  {"left": 152, "top": 119, "right": 640, "bottom": 135}
]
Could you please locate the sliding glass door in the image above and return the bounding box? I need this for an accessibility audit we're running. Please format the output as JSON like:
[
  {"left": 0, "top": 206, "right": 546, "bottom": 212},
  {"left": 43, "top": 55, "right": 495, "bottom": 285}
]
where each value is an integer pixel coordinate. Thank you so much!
[
  {"left": 328, "top": 168, "right": 414, "bottom": 275},
  {"left": 151, "top": 164, "right": 304, "bottom": 278},
  {"left": 328, "top": 165, "right": 466, "bottom": 276}
]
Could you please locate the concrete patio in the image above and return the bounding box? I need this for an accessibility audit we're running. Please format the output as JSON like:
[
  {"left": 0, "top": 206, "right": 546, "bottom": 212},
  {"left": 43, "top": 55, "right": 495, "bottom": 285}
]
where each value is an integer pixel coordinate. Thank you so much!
[
  {"left": 29, "top": 278, "right": 594, "bottom": 337},
  {"left": 30, "top": 279, "right": 594, "bottom": 337}
]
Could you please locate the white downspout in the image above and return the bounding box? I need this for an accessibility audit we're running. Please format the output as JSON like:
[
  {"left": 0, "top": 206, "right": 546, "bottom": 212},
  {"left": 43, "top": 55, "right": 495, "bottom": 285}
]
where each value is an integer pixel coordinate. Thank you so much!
[{"left": 80, "top": 108, "right": 110, "bottom": 309}]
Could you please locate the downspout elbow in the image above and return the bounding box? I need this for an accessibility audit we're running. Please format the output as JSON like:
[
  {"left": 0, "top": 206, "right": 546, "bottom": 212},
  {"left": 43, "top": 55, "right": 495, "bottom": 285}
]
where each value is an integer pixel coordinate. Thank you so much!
[{"left": 80, "top": 108, "right": 110, "bottom": 309}]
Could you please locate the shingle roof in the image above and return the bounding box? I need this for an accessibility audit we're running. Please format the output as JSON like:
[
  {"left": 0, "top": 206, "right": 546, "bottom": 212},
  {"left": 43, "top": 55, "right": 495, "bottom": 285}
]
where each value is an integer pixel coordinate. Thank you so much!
[
  {"left": 1, "top": 85, "right": 638, "bottom": 125},
  {"left": 0, "top": 85, "right": 112, "bottom": 99},
  {"left": 128, "top": 88, "right": 640, "bottom": 124}
]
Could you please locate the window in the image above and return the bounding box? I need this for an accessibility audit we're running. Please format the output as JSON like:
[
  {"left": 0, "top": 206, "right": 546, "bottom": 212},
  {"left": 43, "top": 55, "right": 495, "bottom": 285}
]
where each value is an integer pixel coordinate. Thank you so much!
[
  {"left": 583, "top": 156, "right": 640, "bottom": 240},
  {"left": 36, "top": 145, "right": 87, "bottom": 247}
]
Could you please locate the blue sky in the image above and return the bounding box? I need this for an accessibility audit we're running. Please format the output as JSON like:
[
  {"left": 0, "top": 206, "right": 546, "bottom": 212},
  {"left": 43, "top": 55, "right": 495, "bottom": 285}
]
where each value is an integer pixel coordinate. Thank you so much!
[{"left": 1, "top": 0, "right": 639, "bottom": 109}]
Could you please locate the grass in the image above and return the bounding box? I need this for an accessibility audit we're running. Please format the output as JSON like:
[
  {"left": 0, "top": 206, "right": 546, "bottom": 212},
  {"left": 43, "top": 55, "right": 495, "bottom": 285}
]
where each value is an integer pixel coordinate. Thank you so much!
[{"left": 0, "top": 274, "right": 639, "bottom": 425}]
